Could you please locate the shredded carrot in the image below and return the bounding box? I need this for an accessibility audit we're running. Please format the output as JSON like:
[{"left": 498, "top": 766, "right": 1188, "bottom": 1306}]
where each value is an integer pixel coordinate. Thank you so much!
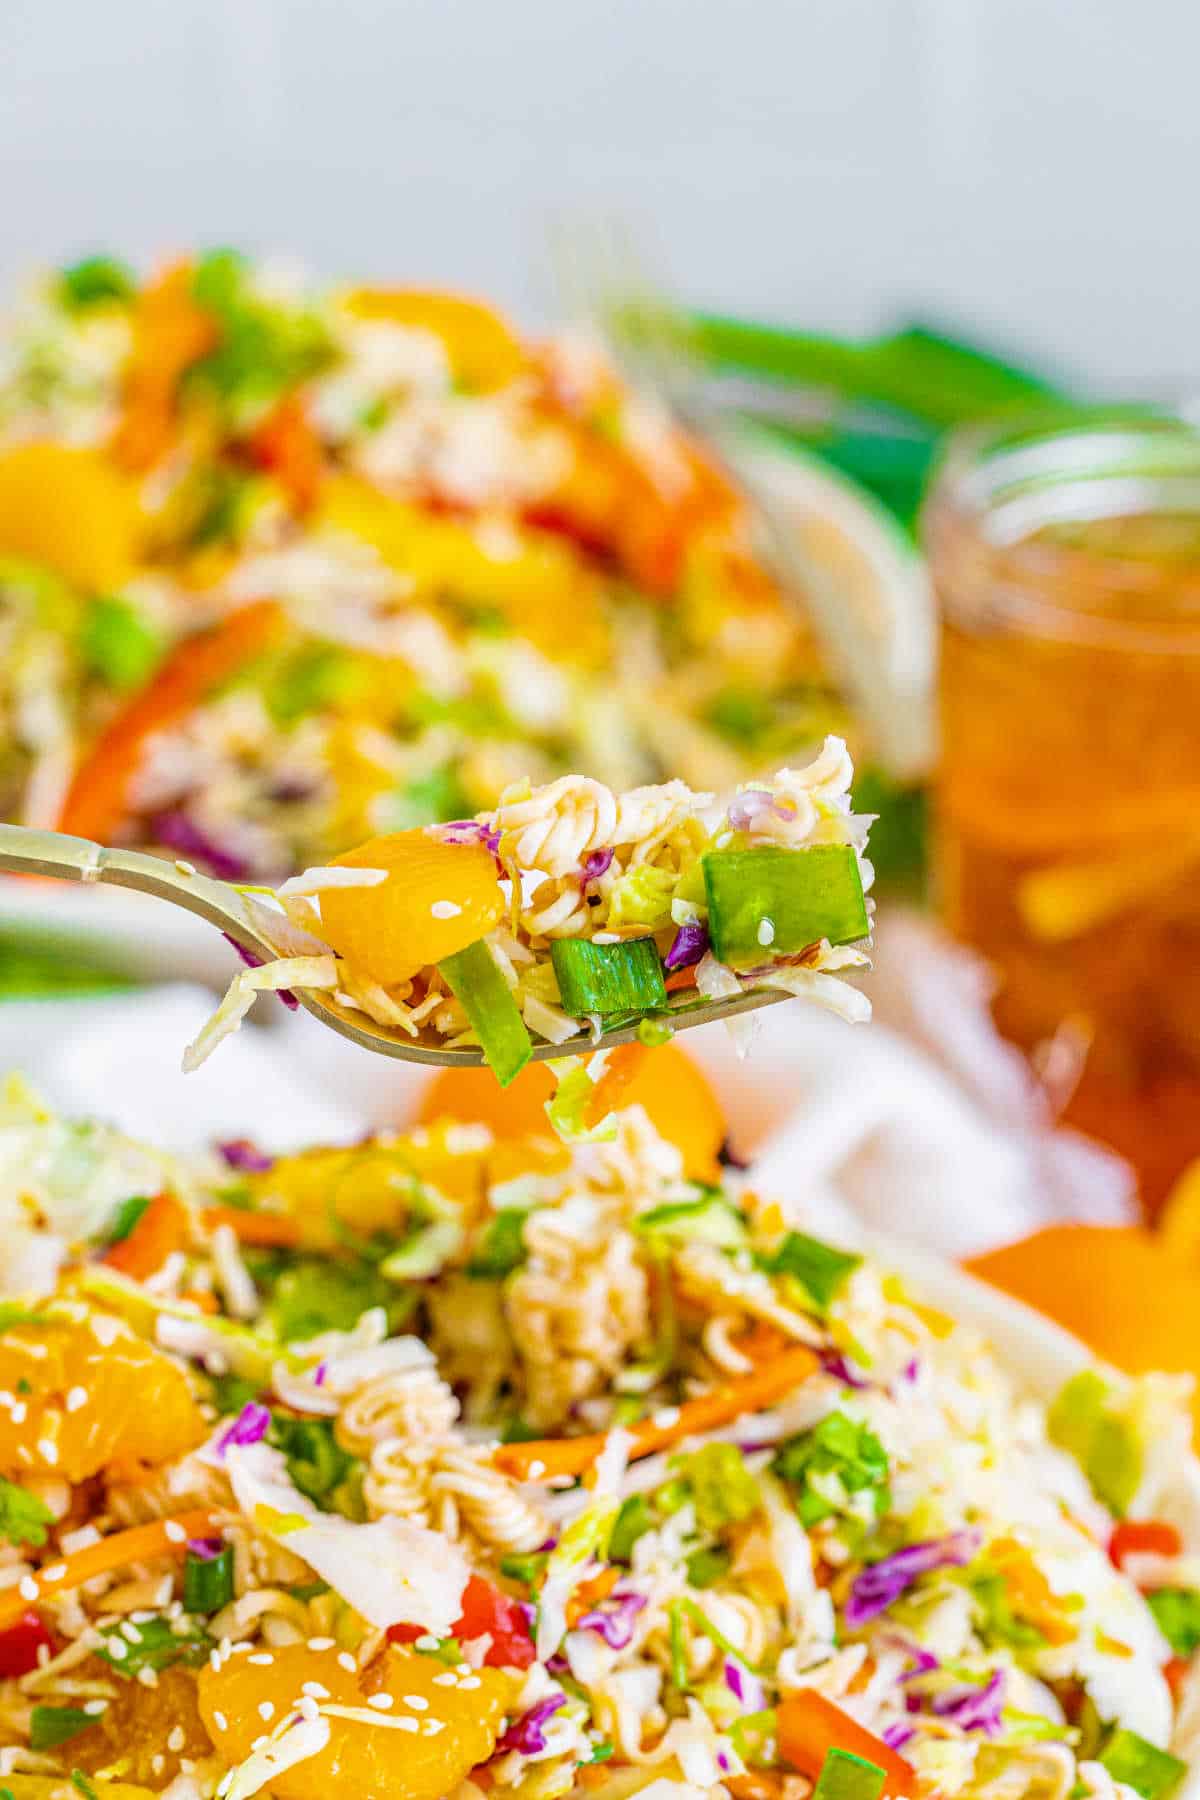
[
  {"left": 179, "top": 1288, "right": 220, "bottom": 1314},
  {"left": 726, "top": 1775, "right": 788, "bottom": 1800},
  {"left": 987, "top": 1536, "right": 1076, "bottom": 1646},
  {"left": 494, "top": 1344, "right": 819, "bottom": 1481},
  {"left": 58, "top": 599, "right": 284, "bottom": 843},
  {"left": 777, "top": 1690, "right": 914, "bottom": 1798},
  {"left": 583, "top": 1042, "right": 652, "bottom": 1129},
  {"left": 1165, "top": 1655, "right": 1190, "bottom": 1700},
  {"left": 250, "top": 394, "right": 324, "bottom": 513},
  {"left": 103, "top": 1192, "right": 188, "bottom": 1280},
  {"left": 0, "top": 1511, "right": 216, "bottom": 1634},
  {"left": 566, "top": 1565, "right": 620, "bottom": 1626},
  {"left": 200, "top": 1206, "right": 301, "bottom": 1248},
  {"left": 111, "top": 262, "right": 218, "bottom": 472},
  {"left": 664, "top": 966, "right": 699, "bottom": 994},
  {"left": 731, "top": 1322, "right": 789, "bottom": 1365}
]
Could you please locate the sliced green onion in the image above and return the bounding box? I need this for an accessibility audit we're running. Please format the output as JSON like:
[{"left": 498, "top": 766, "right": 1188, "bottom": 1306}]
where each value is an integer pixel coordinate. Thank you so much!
[
  {"left": 637, "top": 1014, "right": 673, "bottom": 1047},
  {"left": 183, "top": 1544, "right": 235, "bottom": 1614},
  {"left": 59, "top": 255, "right": 135, "bottom": 309},
  {"left": 380, "top": 1217, "right": 463, "bottom": 1281},
  {"left": 1146, "top": 1587, "right": 1200, "bottom": 1658},
  {"left": 760, "top": 1230, "right": 861, "bottom": 1308},
  {"left": 101, "top": 1194, "right": 153, "bottom": 1247},
  {"left": 466, "top": 1210, "right": 528, "bottom": 1278},
  {"left": 702, "top": 844, "right": 868, "bottom": 968},
  {"left": 80, "top": 596, "right": 163, "bottom": 692},
  {"left": 30, "top": 1706, "right": 101, "bottom": 1752},
  {"left": 610, "top": 1493, "right": 655, "bottom": 1563},
  {"left": 97, "top": 1614, "right": 209, "bottom": 1677},
  {"left": 1098, "top": 1729, "right": 1187, "bottom": 1800},
  {"left": 636, "top": 1193, "right": 745, "bottom": 1248},
  {"left": 437, "top": 939, "right": 532, "bottom": 1086},
  {"left": 551, "top": 936, "right": 667, "bottom": 1018},
  {"left": 685, "top": 1544, "right": 732, "bottom": 1587},
  {"left": 70, "top": 1773, "right": 101, "bottom": 1800},
  {"left": 812, "top": 1747, "right": 887, "bottom": 1800}
]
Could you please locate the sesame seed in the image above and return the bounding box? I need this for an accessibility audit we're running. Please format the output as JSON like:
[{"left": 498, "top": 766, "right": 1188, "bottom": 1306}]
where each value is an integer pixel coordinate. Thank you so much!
[
  {"left": 83, "top": 1700, "right": 108, "bottom": 1716},
  {"left": 414, "top": 1634, "right": 439, "bottom": 1651},
  {"left": 338, "top": 1652, "right": 357, "bottom": 1672},
  {"left": 432, "top": 1671, "right": 457, "bottom": 1686},
  {"left": 90, "top": 1314, "right": 120, "bottom": 1347},
  {"left": 163, "top": 1520, "right": 187, "bottom": 1544},
  {"left": 757, "top": 917, "right": 775, "bottom": 946},
  {"left": 175, "top": 859, "right": 197, "bottom": 877},
  {"left": 209, "top": 1649, "right": 221, "bottom": 1671},
  {"left": 42, "top": 1563, "right": 66, "bottom": 1583},
  {"left": 528, "top": 1460, "right": 546, "bottom": 1479},
  {"left": 168, "top": 1727, "right": 185, "bottom": 1752},
  {"left": 458, "top": 1676, "right": 481, "bottom": 1690},
  {"left": 121, "top": 1622, "right": 143, "bottom": 1643},
  {"left": 18, "top": 1576, "right": 38, "bottom": 1602},
  {"left": 36, "top": 1433, "right": 59, "bottom": 1464},
  {"left": 106, "top": 1637, "right": 129, "bottom": 1661},
  {"left": 301, "top": 1681, "right": 330, "bottom": 1699},
  {"left": 395, "top": 1717, "right": 419, "bottom": 1734},
  {"left": 652, "top": 1406, "right": 681, "bottom": 1429},
  {"left": 137, "top": 1665, "right": 159, "bottom": 1687},
  {"left": 214, "top": 1711, "right": 228, "bottom": 1733},
  {"left": 367, "top": 1694, "right": 394, "bottom": 1710},
  {"left": 10, "top": 1403, "right": 26, "bottom": 1425},
  {"left": 258, "top": 1701, "right": 275, "bottom": 1722},
  {"left": 151, "top": 1754, "right": 165, "bottom": 1777},
  {"left": 65, "top": 1386, "right": 88, "bottom": 1413},
  {"left": 403, "top": 1694, "right": 429, "bottom": 1711},
  {"left": 307, "top": 1636, "right": 335, "bottom": 1651},
  {"left": 430, "top": 900, "right": 462, "bottom": 920},
  {"left": 424, "top": 1718, "right": 445, "bottom": 1735},
  {"left": 248, "top": 1652, "right": 275, "bottom": 1666},
  {"left": 297, "top": 1696, "right": 320, "bottom": 1722}
]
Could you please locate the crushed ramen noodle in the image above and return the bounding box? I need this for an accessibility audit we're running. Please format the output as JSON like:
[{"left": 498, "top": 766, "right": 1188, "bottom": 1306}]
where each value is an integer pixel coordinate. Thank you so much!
[
  {"left": 184, "top": 738, "right": 874, "bottom": 1078},
  {"left": 0, "top": 1077, "right": 1193, "bottom": 1800}
]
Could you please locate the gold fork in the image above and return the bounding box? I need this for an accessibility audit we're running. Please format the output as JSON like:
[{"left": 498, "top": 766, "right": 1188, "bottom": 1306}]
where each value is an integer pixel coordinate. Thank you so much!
[{"left": 0, "top": 824, "right": 790, "bottom": 1066}]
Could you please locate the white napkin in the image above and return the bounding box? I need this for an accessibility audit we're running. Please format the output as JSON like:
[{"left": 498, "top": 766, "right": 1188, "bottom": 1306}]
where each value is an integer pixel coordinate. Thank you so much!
[{"left": 0, "top": 909, "right": 1134, "bottom": 1259}]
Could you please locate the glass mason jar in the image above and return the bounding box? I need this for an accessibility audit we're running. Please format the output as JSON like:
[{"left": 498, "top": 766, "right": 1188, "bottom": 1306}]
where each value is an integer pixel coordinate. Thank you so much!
[{"left": 924, "top": 413, "right": 1200, "bottom": 1213}]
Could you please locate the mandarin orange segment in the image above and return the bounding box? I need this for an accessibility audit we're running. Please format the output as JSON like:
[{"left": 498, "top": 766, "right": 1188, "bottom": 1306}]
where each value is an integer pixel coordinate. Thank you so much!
[
  {"left": 416, "top": 1041, "right": 726, "bottom": 1181},
  {"left": 198, "top": 1642, "right": 510, "bottom": 1800},
  {"left": 967, "top": 1224, "right": 1200, "bottom": 1433},
  {"left": 0, "top": 443, "right": 145, "bottom": 591},
  {"left": 342, "top": 289, "right": 526, "bottom": 391},
  {"left": 320, "top": 831, "right": 504, "bottom": 988},
  {"left": 1160, "top": 1156, "right": 1200, "bottom": 1271},
  {"left": 0, "top": 1313, "right": 204, "bottom": 1482},
  {"left": 72, "top": 1664, "right": 212, "bottom": 1786}
]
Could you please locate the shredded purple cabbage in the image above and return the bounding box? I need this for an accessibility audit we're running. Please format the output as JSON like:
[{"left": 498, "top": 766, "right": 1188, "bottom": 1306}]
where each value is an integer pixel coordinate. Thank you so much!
[
  {"left": 664, "top": 921, "right": 709, "bottom": 971},
  {"left": 187, "top": 1536, "right": 225, "bottom": 1560},
  {"left": 439, "top": 819, "right": 502, "bottom": 856},
  {"left": 845, "top": 1529, "right": 982, "bottom": 1628},
  {"left": 932, "top": 1669, "right": 1006, "bottom": 1737},
  {"left": 723, "top": 1659, "right": 766, "bottom": 1711},
  {"left": 821, "top": 1349, "right": 870, "bottom": 1390},
  {"left": 221, "top": 934, "right": 299, "bottom": 1010},
  {"left": 883, "top": 1722, "right": 917, "bottom": 1752},
  {"left": 496, "top": 1694, "right": 566, "bottom": 1755},
  {"left": 577, "top": 848, "right": 614, "bottom": 887},
  {"left": 576, "top": 1590, "right": 646, "bottom": 1650},
  {"left": 215, "top": 1401, "right": 272, "bottom": 1456},
  {"left": 903, "top": 1357, "right": 921, "bottom": 1384},
  {"left": 218, "top": 1138, "right": 274, "bottom": 1173},
  {"left": 313, "top": 1362, "right": 327, "bottom": 1387},
  {"left": 151, "top": 811, "right": 252, "bottom": 882}
]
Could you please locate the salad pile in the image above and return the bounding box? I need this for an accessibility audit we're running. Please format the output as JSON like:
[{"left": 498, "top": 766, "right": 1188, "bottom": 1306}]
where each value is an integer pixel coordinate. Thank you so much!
[
  {"left": 183, "top": 738, "right": 873, "bottom": 1078},
  {"left": 0, "top": 250, "right": 848, "bottom": 877},
  {"left": 0, "top": 1077, "right": 1194, "bottom": 1800}
]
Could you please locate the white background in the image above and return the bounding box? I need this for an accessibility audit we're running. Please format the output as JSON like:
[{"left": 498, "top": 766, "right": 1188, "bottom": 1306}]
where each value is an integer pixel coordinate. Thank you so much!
[{"left": 2, "top": 0, "right": 1196, "bottom": 392}]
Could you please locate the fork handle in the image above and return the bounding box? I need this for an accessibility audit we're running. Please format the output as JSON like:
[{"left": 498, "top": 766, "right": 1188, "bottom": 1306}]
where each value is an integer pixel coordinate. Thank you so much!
[{"left": 0, "top": 824, "right": 271, "bottom": 957}]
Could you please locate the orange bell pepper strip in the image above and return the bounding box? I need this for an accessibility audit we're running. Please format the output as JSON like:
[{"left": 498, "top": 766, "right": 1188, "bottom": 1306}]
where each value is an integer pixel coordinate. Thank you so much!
[
  {"left": 777, "top": 1690, "right": 915, "bottom": 1798},
  {"left": 494, "top": 1345, "right": 818, "bottom": 1482},
  {"left": 0, "top": 1511, "right": 217, "bottom": 1633},
  {"left": 582, "top": 1042, "right": 652, "bottom": 1129},
  {"left": 111, "top": 262, "right": 219, "bottom": 472},
  {"left": 103, "top": 1192, "right": 188, "bottom": 1279},
  {"left": 343, "top": 288, "right": 525, "bottom": 391},
  {"left": 58, "top": 598, "right": 284, "bottom": 843},
  {"left": 200, "top": 1205, "right": 302, "bottom": 1249},
  {"left": 249, "top": 394, "right": 324, "bottom": 513}
]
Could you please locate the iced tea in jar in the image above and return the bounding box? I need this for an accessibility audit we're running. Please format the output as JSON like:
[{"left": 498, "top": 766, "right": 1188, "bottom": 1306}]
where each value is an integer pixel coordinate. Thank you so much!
[{"left": 925, "top": 416, "right": 1200, "bottom": 1212}]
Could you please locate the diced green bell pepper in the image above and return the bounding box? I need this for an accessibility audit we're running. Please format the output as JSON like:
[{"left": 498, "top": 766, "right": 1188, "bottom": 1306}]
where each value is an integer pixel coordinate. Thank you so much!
[
  {"left": 812, "top": 1749, "right": 887, "bottom": 1800},
  {"left": 1098, "top": 1729, "right": 1187, "bottom": 1800}
]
